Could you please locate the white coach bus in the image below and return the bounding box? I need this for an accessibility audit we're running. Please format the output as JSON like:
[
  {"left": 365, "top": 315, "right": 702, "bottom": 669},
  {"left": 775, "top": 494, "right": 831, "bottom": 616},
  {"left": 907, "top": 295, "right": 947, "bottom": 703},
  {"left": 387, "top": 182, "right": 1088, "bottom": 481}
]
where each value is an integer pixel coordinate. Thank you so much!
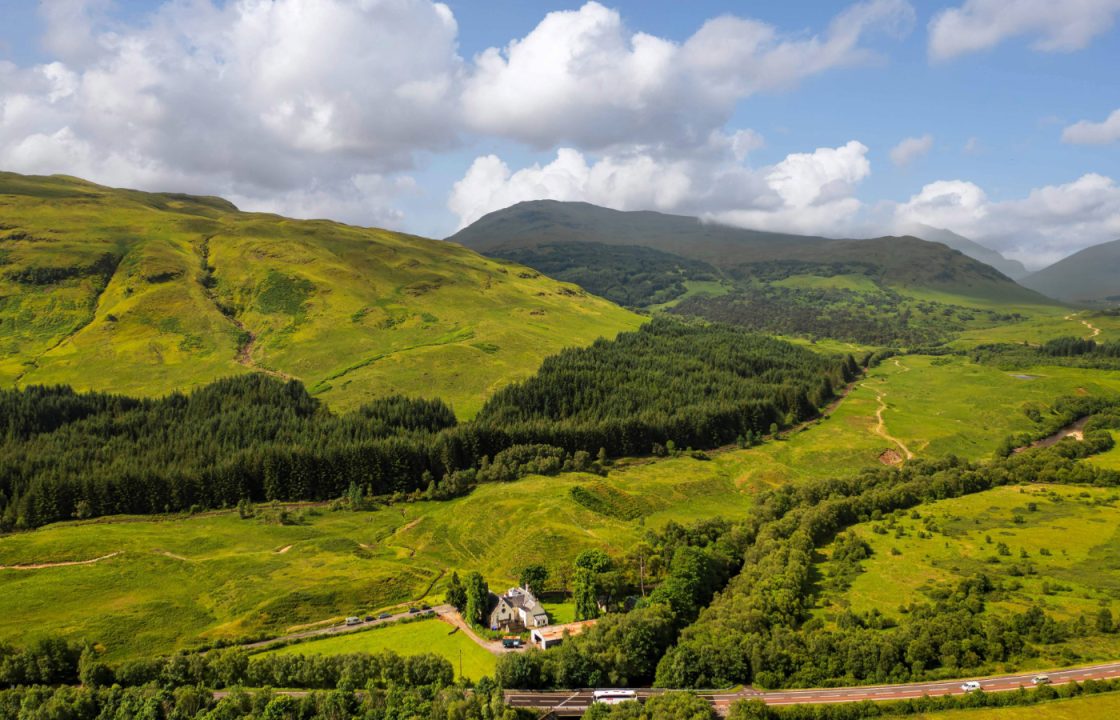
[{"left": 592, "top": 689, "right": 638, "bottom": 705}]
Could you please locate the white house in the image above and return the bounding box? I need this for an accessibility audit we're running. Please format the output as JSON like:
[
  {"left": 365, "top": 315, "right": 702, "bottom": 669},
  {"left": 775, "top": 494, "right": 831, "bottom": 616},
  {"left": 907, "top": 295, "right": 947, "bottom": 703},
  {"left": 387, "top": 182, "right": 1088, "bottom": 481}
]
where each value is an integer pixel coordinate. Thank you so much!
[{"left": 489, "top": 586, "right": 549, "bottom": 631}]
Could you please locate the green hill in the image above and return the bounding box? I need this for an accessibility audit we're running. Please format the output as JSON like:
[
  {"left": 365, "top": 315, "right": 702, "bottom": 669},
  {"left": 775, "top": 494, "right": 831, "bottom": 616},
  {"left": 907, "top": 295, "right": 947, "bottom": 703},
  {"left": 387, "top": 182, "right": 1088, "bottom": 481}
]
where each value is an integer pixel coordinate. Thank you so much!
[
  {"left": 0, "top": 172, "right": 641, "bottom": 416},
  {"left": 1021, "top": 239, "right": 1120, "bottom": 306},
  {"left": 450, "top": 200, "right": 1048, "bottom": 303},
  {"left": 447, "top": 199, "right": 830, "bottom": 267}
]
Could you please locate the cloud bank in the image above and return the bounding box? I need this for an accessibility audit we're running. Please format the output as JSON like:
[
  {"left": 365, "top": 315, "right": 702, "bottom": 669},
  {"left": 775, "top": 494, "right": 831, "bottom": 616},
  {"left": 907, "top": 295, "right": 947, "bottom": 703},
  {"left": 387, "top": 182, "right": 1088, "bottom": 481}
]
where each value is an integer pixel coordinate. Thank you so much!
[
  {"left": 1063, "top": 108, "right": 1120, "bottom": 145},
  {"left": 929, "top": 0, "right": 1120, "bottom": 60},
  {"left": 1, "top": 0, "right": 463, "bottom": 226},
  {"left": 894, "top": 174, "right": 1120, "bottom": 267}
]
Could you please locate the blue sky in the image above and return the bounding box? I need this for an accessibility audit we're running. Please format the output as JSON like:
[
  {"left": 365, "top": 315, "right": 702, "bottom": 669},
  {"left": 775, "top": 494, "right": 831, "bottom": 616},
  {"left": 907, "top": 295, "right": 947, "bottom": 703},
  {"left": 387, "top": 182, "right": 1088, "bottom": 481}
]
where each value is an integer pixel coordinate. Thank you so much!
[{"left": 0, "top": 0, "right": 1118, "bottom": 267}]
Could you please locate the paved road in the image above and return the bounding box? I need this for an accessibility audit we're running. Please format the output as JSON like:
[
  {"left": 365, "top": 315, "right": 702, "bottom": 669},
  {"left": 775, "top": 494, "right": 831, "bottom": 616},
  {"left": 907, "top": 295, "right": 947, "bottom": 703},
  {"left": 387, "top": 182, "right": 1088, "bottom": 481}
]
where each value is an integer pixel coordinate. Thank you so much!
[{"left": 504, "top": 660, "right": 1120, "bottom": 716}]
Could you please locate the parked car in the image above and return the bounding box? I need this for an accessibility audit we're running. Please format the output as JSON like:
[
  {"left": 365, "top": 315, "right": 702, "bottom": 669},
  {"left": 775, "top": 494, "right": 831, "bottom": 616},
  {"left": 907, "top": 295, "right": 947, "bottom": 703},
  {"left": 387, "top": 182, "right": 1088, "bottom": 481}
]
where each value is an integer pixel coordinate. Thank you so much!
[
  {"left": 364, "top": 615, "right": 374, "bottom": 622},
  {"left": 1032, "top": 675, "right": 1051, "bottom": 685},
  {"left": 421, "top": 604, "right": 432, "bottom": 611},
  {"left": 960, "top": 681, "right": 982, "bottom": 693},
  {"left": 408, "top": 607, "right": 420, "bottom": 614},
  {"left": 378, "top": 612, "right": 392, "bottom": 619}
]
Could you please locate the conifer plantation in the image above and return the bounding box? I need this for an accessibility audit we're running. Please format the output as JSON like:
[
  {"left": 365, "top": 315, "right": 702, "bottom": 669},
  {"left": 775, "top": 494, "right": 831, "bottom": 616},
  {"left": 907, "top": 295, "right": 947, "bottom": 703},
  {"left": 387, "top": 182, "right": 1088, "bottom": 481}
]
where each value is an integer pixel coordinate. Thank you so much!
[{"left": 0, "top": 320, "right": 857, "bottom": 529}]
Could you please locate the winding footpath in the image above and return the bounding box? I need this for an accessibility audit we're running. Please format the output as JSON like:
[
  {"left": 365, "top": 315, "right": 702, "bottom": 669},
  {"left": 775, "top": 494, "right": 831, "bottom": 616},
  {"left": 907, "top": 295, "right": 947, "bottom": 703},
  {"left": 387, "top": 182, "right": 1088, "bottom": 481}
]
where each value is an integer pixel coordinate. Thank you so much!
[
  {"left": 870, "top": 360, "right": 914, "bottom": 461},
  {"left": 0, "top": 551, "right": 122, "bottom": 570},
  {"left": 1065, "top": 312, "right": 1102, "bottom": 339}
]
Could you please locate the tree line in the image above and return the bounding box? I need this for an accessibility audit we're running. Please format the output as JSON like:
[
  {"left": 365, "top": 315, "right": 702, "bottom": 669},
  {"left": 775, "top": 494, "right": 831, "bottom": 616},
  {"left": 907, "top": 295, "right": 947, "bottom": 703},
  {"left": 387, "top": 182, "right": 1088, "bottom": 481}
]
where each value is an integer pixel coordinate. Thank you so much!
[
  {"left": 492, "top": 397, "right": 1120, "bottom": 691},
  {"left": 655, "top": 415, "right": 1120, "bottom": 690},
  {"left": 972, "top": 336, "right": 1120, "bottom": 371},
  {"left": 0, "top": 319, "right": 858, "bottom": 530}
]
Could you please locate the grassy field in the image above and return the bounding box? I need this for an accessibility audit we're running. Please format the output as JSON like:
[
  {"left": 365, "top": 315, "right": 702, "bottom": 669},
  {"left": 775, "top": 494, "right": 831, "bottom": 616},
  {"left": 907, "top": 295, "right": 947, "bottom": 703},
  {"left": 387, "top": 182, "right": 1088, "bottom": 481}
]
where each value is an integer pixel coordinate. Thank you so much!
[
  {"left": 260, "top": 618, "right": 496, "bottom": 681},
  {"left": 899, "top": 692, "right": 1120, "bottom": 719},
  {"left": 0, "top": 172, "right": 642, "bottom": 417},
  {"left": 1, "top": 356, "right": 1115, "bottom": 660},
  {"left": 1089, "top": 432, "right": 1120, "bottom": 471},
  {"left": 815, "top": 483, "right": 1120, "bottom": 665},
  {"left": 647, "top": 279, "right": 733, "bottom": 311},
  {"left": 773, "top": 273, "right": 884, "bottom": 293},
  {"left": 0, "top": 462, "right": 756, "bottom": 660}
]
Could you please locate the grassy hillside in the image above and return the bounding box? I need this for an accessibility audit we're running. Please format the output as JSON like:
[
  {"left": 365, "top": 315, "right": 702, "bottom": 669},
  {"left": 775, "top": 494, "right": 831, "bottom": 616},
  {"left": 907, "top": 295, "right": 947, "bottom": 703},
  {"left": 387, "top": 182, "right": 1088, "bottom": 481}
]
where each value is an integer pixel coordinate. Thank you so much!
[
  {"left": 815, "top": 483, "right": 1120, "bottom": 666},
  {"left": 2, "top": 354, "right": 1117, "bottom": 660},
  {"left": 1022, "top": 239, "right": 1120, "bottom": 306},
  {"left": 450, "top": 201, "right": 1060, "bottom": 349},
  {"left": 447, "top": 199, "right": 828, "bottom": 266},
  {"left": 0, "top": 173, "right": 641, "bottom": 416},
  {"left": 450, "top": 201, "right": 1048, "bottom": 304}
]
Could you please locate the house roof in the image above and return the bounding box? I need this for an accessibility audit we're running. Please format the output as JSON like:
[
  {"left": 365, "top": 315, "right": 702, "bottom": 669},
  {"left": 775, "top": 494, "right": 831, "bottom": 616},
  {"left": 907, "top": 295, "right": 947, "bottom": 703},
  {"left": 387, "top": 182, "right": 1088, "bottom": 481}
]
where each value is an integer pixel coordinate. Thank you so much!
[{"left": 500, "top": 587, "right": 548, "bottom": 618}]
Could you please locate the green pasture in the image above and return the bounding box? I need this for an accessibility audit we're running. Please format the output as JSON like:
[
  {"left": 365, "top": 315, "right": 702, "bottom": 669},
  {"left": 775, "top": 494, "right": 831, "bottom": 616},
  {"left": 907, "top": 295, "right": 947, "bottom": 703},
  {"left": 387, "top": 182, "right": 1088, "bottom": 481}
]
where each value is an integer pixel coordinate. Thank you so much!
[
  {"left": 260, "top": 618, "right": 496, "bottom": 681},
  {"left": 903, "top": 692, "right": 1120, "bottom": 719},
  {"left": 1089, "top": 432, "right": 1120, "bottom": 471},
  {"left": 772, "top": 273, "right": 883, "bottom": 293},
  {"left": 816, "top": 484, "right": 1120, "bottom": 652}
]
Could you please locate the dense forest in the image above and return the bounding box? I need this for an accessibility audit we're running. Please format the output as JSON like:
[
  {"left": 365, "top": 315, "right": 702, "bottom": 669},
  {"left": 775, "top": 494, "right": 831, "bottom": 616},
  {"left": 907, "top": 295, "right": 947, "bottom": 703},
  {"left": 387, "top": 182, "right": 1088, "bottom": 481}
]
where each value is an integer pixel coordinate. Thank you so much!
[
  {"left": 671, "top": 282, "right": 1017, "bottom": 347},
  {"left": 490, "top": 242, "right": 719, "bottom": 307},
  {"left": 494, "top": 396, "right": 1120, "bottom": 691},
  {"left": 972, "top": 336, "right": 1120, "bottom": 370},
  {"left": 0, "top": 319, "right": 858, "bottom": 530}
]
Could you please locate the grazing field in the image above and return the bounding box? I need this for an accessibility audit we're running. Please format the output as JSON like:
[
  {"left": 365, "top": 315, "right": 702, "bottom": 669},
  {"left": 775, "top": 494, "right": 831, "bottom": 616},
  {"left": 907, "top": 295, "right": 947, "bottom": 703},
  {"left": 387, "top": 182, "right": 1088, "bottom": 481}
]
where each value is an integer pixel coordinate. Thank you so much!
[
  {"left": 1089, "top": 432, "right": 1120, "bottom": 471},
  {"left": 904, "top": 692, "right": 1120, "bottom": 719},
  {"left": 0, "top": 462, "right": 756, "bottom": 660},
  {"left": 1, "top": 355, "right": 1116, "bottom": 661},
  {"left": 816, "top": 483, "right": 1120, "bottom": 656},
  {"left": 260, "top": 618, "right": 496, "bottom": 681}
]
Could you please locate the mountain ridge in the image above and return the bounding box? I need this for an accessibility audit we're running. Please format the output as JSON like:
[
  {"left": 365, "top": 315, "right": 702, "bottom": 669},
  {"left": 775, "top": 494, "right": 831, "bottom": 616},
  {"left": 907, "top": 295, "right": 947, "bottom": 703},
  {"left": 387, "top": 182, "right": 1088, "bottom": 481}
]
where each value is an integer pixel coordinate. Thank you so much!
[
  {"left": 1021, "top": 238, "right": 1120, "bottom": 305},
  {"left": 450, "top": 200, "right": 1050, "bottom": 304}
]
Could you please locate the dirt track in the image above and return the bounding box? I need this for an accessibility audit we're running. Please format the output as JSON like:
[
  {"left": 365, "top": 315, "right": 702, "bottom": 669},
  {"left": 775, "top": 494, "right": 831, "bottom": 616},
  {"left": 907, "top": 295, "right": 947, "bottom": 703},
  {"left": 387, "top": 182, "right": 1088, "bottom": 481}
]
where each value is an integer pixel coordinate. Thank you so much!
[{"left": 0, "top": 551, "right": 122, "bottom": 570}]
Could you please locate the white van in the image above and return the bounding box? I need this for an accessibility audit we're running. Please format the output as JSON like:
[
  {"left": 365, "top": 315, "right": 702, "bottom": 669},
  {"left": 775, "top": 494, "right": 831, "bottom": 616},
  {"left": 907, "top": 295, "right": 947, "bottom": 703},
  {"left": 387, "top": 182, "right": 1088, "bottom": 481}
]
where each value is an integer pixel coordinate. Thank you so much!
[
  {"left": 345, "top": 616, "right": 361, "bottom": 626},
  {"left": 960, "top": 681, "right": 982, "bottom": 693}
]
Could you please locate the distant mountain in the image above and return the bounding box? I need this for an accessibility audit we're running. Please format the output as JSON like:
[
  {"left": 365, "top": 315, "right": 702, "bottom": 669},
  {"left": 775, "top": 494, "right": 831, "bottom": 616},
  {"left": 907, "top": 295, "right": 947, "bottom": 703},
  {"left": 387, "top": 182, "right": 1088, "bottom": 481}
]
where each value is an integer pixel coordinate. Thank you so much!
[
  {"left": 1021, "top": 239, "right": 1120, "bottom": 305},
  {"left": 448, "top": 200, "right": 831, "bottom": 267},
  {"left": 450, "top": 200, "right": 1047, "bottom": 303},
  {"left": 0, "top": 173, "right": 641, "bottom": 416},
  {"left": 901, "top": 224, "right": 1028, "bottom": 280}
]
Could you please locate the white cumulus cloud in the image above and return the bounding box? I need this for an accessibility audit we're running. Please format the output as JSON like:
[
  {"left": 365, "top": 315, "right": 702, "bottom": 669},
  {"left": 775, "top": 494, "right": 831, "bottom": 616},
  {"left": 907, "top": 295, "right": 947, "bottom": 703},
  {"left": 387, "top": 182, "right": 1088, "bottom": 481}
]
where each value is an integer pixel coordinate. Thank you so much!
[
  {"left": 462, "top": 0, "right": 914, "bottom": 150},
  {"left": 929, "top": 0, "right": 1120, "bottom": 61},
  {"left": 448, "top": 137, "right": 871, "bottom": 236},
  {"left": 889, "top": 134, "right": 933, "bottom": 167},
  {"left": 895, "top": 174, "right": 1120, "bottom": 267},
  {"left": 1062, "top": 108, "right": 1120, "bottom": 144},
  {"left": 0, "top": 0, "right": 462, "bottom": 225}
]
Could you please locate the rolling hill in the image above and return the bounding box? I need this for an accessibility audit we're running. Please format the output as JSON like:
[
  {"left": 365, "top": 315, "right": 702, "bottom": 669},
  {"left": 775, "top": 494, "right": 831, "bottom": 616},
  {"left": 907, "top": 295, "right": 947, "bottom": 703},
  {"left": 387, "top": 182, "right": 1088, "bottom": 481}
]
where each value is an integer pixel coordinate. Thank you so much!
[
  {"left": 1021, "top": 239, "right": 1120, "bottom": 305},
  {"left": 448, "top": 199, "right": 830, "bottom": 267},
  {"left": 0, "top": 172, "right": 642, "bottom": 416},
  {"left": 450, "top": 200, "right": 1051, "bottom": 305}
]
